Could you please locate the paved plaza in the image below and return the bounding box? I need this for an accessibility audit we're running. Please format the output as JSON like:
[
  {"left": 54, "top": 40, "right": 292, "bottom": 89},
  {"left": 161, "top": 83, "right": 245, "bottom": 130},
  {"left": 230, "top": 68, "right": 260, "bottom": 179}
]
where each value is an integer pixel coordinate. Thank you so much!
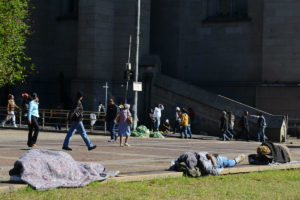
[{"left": 0, "top": 128, "right": 300, "bottom": 191}]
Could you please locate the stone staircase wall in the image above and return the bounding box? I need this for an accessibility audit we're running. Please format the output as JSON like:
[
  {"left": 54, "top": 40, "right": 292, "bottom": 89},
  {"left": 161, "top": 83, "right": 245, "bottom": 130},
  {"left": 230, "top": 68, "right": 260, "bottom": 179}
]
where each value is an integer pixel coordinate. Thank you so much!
[{"left": 151, "top": 74, "right": 287, "bottom": 142}]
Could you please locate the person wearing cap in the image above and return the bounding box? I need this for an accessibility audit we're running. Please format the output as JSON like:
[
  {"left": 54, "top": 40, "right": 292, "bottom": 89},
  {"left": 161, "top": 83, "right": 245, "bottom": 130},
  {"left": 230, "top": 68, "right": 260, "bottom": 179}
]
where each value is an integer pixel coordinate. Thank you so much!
[
  {"left": 27, "top": 93, "right": 40, "bottom": 147},
  {"left": 21, "top": 93, "right": 31, "bottom": 125},
  {"left": 62, "top": 92, "right": 97, "bottom": 151},
  {"left": 162, "top": 119, "right": 171, "bottom": 133},
  {"left": 1, "top": 94, "right": 20, "bottom": 128}
]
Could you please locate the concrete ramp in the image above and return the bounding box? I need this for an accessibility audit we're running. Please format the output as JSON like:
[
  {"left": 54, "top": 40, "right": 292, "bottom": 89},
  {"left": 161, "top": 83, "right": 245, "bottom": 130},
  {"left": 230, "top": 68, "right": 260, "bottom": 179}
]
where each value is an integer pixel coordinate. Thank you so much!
[{"left": 152, "top": 74, "right": 287, "bottom": 142}]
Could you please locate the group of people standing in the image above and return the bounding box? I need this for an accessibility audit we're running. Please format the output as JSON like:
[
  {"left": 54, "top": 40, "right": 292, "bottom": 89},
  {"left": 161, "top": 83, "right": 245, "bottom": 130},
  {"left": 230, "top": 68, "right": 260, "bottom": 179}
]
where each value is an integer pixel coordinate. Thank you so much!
[
  {"left": 220, "top": 110, "right": 267, "bottom": 142},
  {"left": 147, "top": 104, "right": 193, "bottom": 139}
]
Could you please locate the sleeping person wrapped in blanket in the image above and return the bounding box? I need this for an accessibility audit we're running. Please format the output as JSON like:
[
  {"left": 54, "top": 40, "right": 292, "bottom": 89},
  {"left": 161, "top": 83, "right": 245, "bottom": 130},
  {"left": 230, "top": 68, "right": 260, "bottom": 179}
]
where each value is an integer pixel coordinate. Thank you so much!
[{"left": 248, "top": 141, "right": 292, "bottom": 165}]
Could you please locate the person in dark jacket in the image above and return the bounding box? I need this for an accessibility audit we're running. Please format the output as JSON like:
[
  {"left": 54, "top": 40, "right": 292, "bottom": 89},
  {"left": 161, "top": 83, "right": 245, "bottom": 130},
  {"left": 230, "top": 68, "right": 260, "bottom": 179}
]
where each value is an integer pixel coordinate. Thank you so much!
[
  {"left": 62, "top": 92, "right": 96, "bottom": 151},
  {"left": 220, "top": 111, "right": 233, "bottom": 141},
  {"left": 236, "top": 111, "right": 250, "bottom": 141},
  {"left": 148, "top": 109, "right": 155, "bottom": 131},
  {"left": 21, "top": 93, "right": 31, "bottom": 124},
  {"left": 106, "top": 98, "right": 119, "bottom": 142}
]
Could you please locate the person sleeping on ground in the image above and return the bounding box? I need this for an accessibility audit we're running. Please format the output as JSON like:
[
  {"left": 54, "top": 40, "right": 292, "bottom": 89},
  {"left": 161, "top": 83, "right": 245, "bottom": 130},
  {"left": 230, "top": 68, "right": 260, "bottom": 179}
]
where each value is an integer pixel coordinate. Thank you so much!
[
  {"left": 248, "top": 141, "right": 292, "bottom": 165},
  {"left": 170, "top": 152, "right": 245, "bottom": 177}
]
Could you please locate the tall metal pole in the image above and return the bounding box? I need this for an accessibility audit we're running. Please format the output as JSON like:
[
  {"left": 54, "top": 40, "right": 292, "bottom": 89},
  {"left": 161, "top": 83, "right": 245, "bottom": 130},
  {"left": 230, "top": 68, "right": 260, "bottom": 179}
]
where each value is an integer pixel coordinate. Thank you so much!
[
  {"left": 133, "top": 0, "right": 141, "bottom": 130},
  {"left": 128, "top": 35, "right": 132, "bottom": 64},
  {"left": 125, "top": 35, "right": 132, "bottom": 104},
  {"left": 103, "top": 82, "right": 109, "bottom": 133}
]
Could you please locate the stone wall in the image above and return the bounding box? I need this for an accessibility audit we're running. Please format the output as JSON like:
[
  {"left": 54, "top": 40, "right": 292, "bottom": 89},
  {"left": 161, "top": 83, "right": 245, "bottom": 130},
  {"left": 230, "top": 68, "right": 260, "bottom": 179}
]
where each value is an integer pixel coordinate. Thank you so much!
[
  {"left": 150, "top": 0, "right": 264, "bottom": 106},
  {"left": 262, "top": 0, "right": 300, "bottom": 82},
  {"left": 151, "top": 74, "right": 287, "bottom": 142},
  {"left": 3, "top": 0, "right": 152, "bottom": 110}
]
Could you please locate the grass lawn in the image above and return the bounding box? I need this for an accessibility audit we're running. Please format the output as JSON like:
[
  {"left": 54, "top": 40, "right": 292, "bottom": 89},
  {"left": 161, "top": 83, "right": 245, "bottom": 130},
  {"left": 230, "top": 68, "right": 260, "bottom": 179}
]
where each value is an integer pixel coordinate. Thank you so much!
[{"left": 1, "top": 169, "right": 300, "bottom": 200}]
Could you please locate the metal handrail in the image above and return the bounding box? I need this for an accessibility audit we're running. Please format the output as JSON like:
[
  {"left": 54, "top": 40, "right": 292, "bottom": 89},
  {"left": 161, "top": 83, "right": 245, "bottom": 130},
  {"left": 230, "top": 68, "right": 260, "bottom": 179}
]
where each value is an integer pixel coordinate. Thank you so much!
[{"left": 0, "top": 107, "right": 106, "bottom": 133}]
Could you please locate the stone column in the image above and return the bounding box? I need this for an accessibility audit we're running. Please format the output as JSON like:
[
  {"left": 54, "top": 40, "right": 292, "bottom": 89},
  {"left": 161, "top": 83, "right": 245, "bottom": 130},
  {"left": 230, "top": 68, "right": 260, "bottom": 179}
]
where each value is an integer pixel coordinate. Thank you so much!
[{"left": 73, "top": 0, "right": 115, "bottom": 109}]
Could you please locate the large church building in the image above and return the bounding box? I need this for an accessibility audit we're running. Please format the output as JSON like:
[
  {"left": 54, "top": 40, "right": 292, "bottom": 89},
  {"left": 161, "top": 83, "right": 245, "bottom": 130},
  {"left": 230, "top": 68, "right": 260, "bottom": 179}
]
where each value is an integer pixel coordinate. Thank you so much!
[{"left": 2, "top": 0, "right": 300, "bottom": 131}]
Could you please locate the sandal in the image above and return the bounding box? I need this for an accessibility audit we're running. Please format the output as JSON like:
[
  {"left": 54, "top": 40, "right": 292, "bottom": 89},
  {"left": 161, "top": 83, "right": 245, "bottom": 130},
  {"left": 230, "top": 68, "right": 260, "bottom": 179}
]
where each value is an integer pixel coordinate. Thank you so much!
[{"left": 124, "top": 143, "right": 130, "bottom": 147}]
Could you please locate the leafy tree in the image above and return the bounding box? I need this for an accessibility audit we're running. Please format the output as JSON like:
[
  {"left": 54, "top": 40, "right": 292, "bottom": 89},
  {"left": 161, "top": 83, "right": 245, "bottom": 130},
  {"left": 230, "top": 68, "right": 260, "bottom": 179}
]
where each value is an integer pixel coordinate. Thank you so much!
[{"left": 0, "top": 0, "right": 32, "bottom": 87}]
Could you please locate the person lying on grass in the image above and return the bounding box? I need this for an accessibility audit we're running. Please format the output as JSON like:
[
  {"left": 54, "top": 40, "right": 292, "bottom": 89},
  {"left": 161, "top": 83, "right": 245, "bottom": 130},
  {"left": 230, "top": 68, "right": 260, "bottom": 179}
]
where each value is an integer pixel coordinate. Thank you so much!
[{"left": 170, "top": 152, "right": 245, "bottom": 177}]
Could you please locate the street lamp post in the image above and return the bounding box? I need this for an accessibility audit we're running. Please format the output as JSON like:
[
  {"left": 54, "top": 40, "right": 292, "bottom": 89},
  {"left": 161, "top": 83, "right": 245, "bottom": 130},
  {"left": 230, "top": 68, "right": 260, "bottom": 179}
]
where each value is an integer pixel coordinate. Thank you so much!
[
  {"left": 133, "top": 0, "right": 141, "bottom": 130},
  {"left": 125, "top": 35, "right": 132, "bottom": 104},
  {"left": 103, "top": 82, "right": 109, "bottom": 133}
]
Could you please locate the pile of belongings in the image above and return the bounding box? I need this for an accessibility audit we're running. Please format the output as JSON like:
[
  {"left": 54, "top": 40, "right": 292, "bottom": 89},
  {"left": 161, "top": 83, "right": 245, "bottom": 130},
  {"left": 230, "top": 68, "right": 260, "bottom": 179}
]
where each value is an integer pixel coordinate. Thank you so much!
[
  {"left": 131, "top": 125, "right": 165, "bottom": 138},
  {"left": 169, "top": 152, "right": 223, "bottom": 177},
  {"left": 9, "top": 149, "right": 119, "bottom": 190},
  {"left": 248, "top": 141, "right": 292, "bottom": 165}
]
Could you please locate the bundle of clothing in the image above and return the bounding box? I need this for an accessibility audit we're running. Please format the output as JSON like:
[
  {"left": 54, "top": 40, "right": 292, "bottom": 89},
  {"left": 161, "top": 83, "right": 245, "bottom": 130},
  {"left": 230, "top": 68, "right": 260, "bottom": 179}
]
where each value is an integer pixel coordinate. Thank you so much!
[
  {"left": 248, "top": 141, "right": 292, "bottom": 165},
  {"left": 9, "top": 149, "right": 119, "bottom": 190}
]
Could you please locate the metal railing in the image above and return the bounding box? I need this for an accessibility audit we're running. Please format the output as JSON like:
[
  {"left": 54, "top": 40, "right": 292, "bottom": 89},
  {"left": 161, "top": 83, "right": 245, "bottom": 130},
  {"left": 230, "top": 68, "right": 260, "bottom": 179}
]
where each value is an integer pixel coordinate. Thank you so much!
[{"left": 0, "top": 107, "right": 106, "bottom": 133}]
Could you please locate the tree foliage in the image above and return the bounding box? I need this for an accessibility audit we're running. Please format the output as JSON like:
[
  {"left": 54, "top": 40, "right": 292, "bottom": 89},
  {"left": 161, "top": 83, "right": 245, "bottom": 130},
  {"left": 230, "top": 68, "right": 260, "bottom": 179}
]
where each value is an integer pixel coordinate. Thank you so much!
[{"left": 0, "top": 0, "right": 32, "bottom": 87}]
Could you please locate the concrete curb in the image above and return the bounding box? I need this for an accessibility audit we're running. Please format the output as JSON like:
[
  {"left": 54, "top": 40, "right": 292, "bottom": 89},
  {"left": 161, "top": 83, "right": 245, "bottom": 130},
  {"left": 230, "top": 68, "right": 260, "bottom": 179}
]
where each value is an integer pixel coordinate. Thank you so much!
[
  {"left": 1, "top": 163, "right": 300, "bottom": 193},
  {"left": 221, "top": 163, "right": 300, "bottom": 175},
  {"left": 0, "top": 184, "right": 27, "bottom": 193}
]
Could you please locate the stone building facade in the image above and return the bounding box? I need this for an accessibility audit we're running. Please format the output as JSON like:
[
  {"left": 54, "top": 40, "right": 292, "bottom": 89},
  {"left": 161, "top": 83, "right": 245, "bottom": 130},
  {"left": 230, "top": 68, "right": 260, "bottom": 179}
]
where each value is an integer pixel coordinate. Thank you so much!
[
  {"left": 1, "top": 0, "right": 300, "bottom": 120},
  {"left": 151, "top": 0, "right": 300, "bottom": 118}
]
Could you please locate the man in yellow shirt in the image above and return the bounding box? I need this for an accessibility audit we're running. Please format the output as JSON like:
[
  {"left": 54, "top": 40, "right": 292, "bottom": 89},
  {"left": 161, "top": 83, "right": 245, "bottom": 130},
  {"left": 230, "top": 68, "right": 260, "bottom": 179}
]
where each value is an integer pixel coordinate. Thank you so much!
[{"left": 180, "top": 108, "right": 192, "bottom": 139}]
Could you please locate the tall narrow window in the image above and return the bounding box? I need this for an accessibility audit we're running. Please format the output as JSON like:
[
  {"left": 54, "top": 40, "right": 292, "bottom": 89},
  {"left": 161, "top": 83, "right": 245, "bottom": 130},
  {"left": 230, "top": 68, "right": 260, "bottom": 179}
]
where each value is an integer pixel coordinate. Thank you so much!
[
  {"left": 59, "top": 0, "right": 78, "bottom": 19},
  {"left": 206, "top": 0, "right": 248, "bottom": 21}
]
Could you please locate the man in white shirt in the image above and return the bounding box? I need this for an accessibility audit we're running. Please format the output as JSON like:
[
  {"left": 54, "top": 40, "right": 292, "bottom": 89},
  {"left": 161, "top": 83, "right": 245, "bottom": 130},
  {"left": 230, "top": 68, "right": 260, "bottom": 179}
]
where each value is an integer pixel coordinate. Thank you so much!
[{"left": 153, "top": 104, "right": 164, "bottom": 131}]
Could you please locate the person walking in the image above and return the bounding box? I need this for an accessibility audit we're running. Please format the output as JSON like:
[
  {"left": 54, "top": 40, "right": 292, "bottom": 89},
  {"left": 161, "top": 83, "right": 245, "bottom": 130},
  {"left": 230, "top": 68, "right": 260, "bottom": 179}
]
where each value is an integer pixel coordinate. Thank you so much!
[
  {"left": 237, "top": 111, "right": 250, "bottom": 141},
  {"left": 220, "top": 110, "right": 233, "bottom": 141},
  {"left": 106, "top": 98, "right": 119, "bottom": 142},
  {"left": 1, "top": 94, "right": 20, "bottom": 128},
  {"left": 153, "top": 104, "right": 164, "bottom": 131},
  {"left": 21, "top": 93, "right": 31, "bottom": 125},
  {"left": 228, "top": 111, "right": 237, "bottom": 137},
  {"left": 62, "top": 92, "right": 96, "bottom": 151},
  {"left": 116, "top": 104, "right": 132, "bottom": 147},
  {"left": 27, "top": 93, "right": 40, "bottom": 147}
]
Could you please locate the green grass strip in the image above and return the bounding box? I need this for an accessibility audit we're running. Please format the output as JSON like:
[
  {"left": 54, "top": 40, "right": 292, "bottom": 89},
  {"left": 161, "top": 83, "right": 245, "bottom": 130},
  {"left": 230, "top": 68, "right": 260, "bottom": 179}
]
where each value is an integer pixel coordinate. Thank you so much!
[{"left": 1, "top": 169, "right": 300, "bottom": 200}]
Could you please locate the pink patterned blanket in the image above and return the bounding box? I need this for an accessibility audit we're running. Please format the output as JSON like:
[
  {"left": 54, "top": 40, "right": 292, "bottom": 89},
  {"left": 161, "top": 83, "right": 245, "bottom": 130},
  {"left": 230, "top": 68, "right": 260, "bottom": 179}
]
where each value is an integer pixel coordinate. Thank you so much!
[{"left": 9, "top": 149, "right": 119, "bottom": 190}]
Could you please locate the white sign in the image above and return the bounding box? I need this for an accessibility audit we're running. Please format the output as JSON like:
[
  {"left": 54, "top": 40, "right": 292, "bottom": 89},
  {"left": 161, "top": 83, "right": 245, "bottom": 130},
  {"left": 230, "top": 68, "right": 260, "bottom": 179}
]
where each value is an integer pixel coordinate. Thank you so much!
[{"left": 133, "top": 82, "right": 143, "bottom": 92}]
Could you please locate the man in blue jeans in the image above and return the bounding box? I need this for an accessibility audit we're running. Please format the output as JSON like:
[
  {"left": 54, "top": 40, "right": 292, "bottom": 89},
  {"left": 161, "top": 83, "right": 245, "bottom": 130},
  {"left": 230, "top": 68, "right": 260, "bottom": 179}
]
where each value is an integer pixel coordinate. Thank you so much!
[
  {"left": 62, "top": 92, "right": 96, "bottom": 151},
  {"left": 173, "top": 152, "right": 246, "bottom": 176},
  {"left": 250, "top": 112, "right": 267, "bottom": 142}
]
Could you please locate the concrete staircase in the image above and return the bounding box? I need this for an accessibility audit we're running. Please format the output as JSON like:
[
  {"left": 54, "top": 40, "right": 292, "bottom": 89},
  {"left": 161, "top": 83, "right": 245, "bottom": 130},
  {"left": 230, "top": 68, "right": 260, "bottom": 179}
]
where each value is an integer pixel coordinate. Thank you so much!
[{"left": 151, "top": 74, "right": 287, "bottom": 142}]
